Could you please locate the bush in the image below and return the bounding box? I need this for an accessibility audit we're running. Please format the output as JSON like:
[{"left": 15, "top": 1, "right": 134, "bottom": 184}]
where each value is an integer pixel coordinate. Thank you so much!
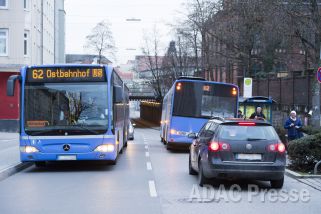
[
  {"left": 301, "top": 126, "right": 321, "bottom": 135},
  {"left": 274, "top": 126, "right": 287, "bottom": 143},
  {"left": 288, "top": 133, "right": 321, "bottom": 172}
]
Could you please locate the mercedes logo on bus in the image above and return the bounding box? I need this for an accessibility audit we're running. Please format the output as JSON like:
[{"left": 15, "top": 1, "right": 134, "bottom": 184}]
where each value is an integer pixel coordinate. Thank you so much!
[{"left": 63, "top": 144, "right": 71, "bottom": 151}]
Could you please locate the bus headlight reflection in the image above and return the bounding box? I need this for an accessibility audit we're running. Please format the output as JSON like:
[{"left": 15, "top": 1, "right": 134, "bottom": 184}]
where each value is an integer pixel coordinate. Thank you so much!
[
  {"left": 94, "top": 144, "right": 115, "bottom": 152},
  {"left": 21, "top": 146, "right": 39, "bottom": 153}
]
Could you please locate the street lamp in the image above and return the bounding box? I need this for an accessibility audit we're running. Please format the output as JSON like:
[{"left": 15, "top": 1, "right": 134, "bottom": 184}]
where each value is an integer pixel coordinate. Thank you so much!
[{"left": 126, "top": 18, "right": 142, "bottom": 22}]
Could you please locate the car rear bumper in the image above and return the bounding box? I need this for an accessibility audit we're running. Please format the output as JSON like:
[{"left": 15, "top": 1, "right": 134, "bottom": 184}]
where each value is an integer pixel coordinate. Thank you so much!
[
  {"left": 203, "top": 161, "right": 285, "bottom": 180},
  {"left": 20, "top": 151, "right": 117, "bottom": 162}
]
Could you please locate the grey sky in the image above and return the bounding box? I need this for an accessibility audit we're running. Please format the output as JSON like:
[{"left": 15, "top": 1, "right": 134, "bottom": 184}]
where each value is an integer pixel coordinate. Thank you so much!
[{"left": 65, "top": 0, "right": 186, "bottom": 65}]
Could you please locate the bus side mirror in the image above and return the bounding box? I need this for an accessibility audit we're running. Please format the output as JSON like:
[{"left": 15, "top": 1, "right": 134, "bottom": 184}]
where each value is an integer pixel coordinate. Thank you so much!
[
  {"left": 7, "top": 75, "right": 21, "bottom": 96},
  {"left": 114, "top": 85, "right": 123, "bottom": 103}
]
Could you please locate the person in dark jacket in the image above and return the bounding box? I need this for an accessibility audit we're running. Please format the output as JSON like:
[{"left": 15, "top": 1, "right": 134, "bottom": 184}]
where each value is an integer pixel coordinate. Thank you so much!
[
  {"left": 237, "top": 110, "right": 244, "bottom": 118},
  {"left": 284, "top": 111, "right": 303, "bottom": 141},
  {"left": 249, "top": 107, "right": 266, "bottom": 120}
]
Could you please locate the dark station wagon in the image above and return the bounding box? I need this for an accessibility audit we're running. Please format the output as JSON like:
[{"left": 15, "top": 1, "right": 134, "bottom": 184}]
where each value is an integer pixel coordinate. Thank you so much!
[{"left": 188, "top": 118, "right": 286, "bottom": 189}]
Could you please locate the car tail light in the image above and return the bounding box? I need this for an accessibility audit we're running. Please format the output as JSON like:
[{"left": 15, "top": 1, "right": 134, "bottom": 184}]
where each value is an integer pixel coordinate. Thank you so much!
[
  {"left": 209, "top": 141, "right": 220, "bottom": 152},
  {"left": 277, "top": 143, "right": 286, "bottom": 153},
  {"left": 208, "top": 141, "right": 230, "bottom": 152},
  {"left": 267, "top": 142, "right": 286, "bottom": 153},
  {"left": 238, "top": 122, "right": 256, "bottom": 126},
  {"left": 268, "top": 144, "right": 277, "bottom": 152},
  {"left": 220, "top": 143, "right": 231, "bottom": 151}
]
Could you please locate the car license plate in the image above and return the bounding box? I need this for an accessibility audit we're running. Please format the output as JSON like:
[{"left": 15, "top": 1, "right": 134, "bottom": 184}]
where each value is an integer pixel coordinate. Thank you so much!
[
  {"left": 57, "top": 155, "right": 77, "bottom": 161},
  {"left": 236, "top": 154, "right": 262, "bottom": 161}
]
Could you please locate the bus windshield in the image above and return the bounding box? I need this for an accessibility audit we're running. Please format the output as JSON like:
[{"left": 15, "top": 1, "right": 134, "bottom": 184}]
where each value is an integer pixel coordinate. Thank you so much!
[
  {"left": 24, "top": 82, "right": 108, "bottom": 136},
  {"left": 172, "top": 82, "right": 237, "bottom": 118}
]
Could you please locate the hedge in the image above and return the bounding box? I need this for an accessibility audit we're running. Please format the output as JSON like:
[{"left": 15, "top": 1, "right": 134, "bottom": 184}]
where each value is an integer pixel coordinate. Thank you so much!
[{"left": 288, "top": 133, "right": 321, "bottom": 173}]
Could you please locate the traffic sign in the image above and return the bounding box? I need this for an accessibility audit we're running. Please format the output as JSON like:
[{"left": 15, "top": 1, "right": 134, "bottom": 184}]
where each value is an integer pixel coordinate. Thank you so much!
[{"left": 317, "top": 67, "right": 321, "bottom": 83}]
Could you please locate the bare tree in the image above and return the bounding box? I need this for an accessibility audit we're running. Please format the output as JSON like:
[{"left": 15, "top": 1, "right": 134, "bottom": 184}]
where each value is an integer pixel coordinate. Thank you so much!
[
  {"left": 283, "top": 0, "right": 321, "bottom": 127},
  {"left": 140, "top": 27, "right": 166, "bottom": 101},
  {"left": 85, "top": 20, "right": 116, "bottom": 64}
]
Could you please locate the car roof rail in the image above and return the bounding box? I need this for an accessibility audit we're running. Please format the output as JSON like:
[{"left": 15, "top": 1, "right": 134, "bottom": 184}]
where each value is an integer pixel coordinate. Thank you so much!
[{"left": 210, "top": 116, "right": 225, "bottom": 122}]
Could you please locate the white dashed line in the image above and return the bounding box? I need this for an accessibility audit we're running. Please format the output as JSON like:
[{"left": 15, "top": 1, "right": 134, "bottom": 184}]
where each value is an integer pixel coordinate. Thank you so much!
[
  {"left": 148, "top": 180, "right": 158, "bottom": 197},
  {"left": 144, "top": 145, "right": 148, "bottom": 149},
  {"left": 146, "top": 162, "right": 152, "bottom": 170},
  {"left": 145, "top": 152, "right": 150, "bottom": 157}
]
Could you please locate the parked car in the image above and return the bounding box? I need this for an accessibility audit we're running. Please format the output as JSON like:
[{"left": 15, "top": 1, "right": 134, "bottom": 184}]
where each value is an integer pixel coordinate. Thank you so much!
[
  {"left": 128, "top": 121, "right": 135, "bottom": 140},
  {"left": 188, "top": 118, "right": 286, "bottom": 189}
]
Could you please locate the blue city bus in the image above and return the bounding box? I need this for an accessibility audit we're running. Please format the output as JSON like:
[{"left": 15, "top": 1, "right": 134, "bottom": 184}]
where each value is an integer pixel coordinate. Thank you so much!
[
  {"left": 7, "top": 64, "right": 129, "bottom": 166},
  {"left": 160, "top": 77, "right": 239, "bottom": 149}
]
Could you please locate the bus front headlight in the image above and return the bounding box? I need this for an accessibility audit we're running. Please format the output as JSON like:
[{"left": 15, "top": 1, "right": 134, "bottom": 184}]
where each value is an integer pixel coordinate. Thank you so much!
[
  {"left": 94, "top": 144, "right": 115, "bottom": 152},
  {"left": 21, "top": 146, "right": 39, "bottom": 153}
]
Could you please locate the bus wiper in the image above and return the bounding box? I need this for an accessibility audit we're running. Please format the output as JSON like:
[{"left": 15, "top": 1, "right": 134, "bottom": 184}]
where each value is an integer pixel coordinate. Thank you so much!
[
  {"left": 73, "top": 125, "right": 100, "bottom": 135},
  {"left": 27, "top": 129, "right": 58, "bottom": 136},
  {"left": 246, "top": 138, "right": 267, "bottom": 141}
]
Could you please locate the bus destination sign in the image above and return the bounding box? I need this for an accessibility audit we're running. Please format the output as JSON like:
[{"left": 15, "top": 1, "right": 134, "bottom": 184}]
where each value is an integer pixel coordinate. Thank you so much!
[{"left": 26, "top": 67, "right": 106, "bottom": 82}]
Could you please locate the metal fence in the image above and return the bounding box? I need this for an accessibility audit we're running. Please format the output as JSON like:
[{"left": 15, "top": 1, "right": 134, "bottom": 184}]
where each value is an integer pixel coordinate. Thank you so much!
[{"left": 239, "top": 70, "right": 316, "bottom": 112}]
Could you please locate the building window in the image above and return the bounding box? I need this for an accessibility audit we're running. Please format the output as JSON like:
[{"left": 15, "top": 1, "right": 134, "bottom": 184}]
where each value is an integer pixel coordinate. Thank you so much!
[
  {"left": 24, "top": 31, "right": 29, "bottom": 56},
  {"left": 0, "top": 0, "right": 7, "bottom": 9},
  {"left": 0, "top": 29, "right": 8, "bottom": 56}
]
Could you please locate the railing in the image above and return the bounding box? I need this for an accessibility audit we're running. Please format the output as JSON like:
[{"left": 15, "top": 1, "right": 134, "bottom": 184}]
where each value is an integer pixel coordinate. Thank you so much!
[{"left": 314, "top": 160, "right": 321, "bottom": 175}]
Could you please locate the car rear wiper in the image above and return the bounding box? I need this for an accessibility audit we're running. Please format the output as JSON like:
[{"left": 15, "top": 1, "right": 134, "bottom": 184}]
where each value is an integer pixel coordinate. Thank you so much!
[{"left": 246, "top": 138, "right": 267, "bottom": 141}]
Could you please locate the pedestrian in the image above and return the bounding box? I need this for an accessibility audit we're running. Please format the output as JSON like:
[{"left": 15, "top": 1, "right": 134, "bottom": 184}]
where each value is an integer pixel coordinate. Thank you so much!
[
  {"left": 284, "top": 110, "right": 303, "bottom": 141},
  {"left": 237, "top": 110, "right": 244, "bottom": 118},
  {"left": 249, "top": 107, "right": 266, "bottom": 120}
]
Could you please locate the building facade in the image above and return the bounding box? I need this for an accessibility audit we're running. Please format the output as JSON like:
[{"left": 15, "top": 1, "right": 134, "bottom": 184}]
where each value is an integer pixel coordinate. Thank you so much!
[{"left": 0, "top": 0, "right": 65, "bottom": 131}]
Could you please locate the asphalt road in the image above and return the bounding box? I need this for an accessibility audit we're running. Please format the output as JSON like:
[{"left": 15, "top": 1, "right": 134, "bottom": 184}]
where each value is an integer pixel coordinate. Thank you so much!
[{"left": 0, "top": 128, "right": 320, "bottom": 214}]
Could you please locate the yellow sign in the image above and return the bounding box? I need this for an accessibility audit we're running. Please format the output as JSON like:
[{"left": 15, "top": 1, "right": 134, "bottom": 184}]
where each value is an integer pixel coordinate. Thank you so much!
[{"left": 27, "top": 67, "right": 106, "bottom": 82}]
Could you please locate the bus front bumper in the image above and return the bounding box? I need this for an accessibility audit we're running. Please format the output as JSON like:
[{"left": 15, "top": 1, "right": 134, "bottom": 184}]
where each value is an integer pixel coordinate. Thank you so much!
[{"left": 20, "top": 151, "right": 117, "bottom": 162}]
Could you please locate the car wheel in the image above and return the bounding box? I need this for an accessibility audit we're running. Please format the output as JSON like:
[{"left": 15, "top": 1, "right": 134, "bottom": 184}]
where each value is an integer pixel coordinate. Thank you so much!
[
  {"left": 270, "top": 177, "right": 284, "bottom": 189},
  {"left": 189, "top": 154, "right": 197, "bottom": 175},
  {"left": 198, "top": 161, "right": 208, "bottom": 187},
  {"left": 166, "top": 142, "right": 171, "bottom": 150},
  {"left": 109, "top": 159, "right": 117, "bottom": 165},
  {"left": 35, "top": 161, "right": 46, "bottom": 168}
]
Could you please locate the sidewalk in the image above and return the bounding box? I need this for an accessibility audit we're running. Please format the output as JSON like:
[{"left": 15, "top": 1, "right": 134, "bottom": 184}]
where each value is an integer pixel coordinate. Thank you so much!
[{"left": 0, "top": 132, "right": 29, "bottom": 180}]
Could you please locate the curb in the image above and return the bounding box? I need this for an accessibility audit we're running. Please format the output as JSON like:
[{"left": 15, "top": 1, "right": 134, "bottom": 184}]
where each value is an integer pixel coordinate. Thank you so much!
[
  {"left": 0, "top": 162, "right": 33, "bottom": 181},
  {"left": 285, "top": 168, "right": 321, "bottom": 179}
]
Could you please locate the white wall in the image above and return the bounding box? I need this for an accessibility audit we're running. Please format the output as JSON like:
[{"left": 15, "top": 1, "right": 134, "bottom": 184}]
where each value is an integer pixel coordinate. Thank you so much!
[{"left": 0, "top": 0, "right": 65, "bottom": 70}]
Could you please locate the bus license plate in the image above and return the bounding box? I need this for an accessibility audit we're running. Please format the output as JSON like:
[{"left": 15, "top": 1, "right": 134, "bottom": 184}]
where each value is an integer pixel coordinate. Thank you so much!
[
  {"left": 57, "top": 155, "right": 77, "bottom": 161},
  {"left": 236, "top": 154, "right": 262, "bottom": 161}
]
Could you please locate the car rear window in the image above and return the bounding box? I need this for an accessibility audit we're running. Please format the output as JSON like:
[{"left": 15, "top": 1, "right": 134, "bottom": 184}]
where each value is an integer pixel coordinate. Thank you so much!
[{"left": 219, "top": 125, "right": 279, "bottom": 141}]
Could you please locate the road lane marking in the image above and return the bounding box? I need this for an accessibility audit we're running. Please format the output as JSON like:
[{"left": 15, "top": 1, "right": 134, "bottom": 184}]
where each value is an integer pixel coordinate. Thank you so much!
[
  {"left": 148, "top": 180, "right": 158, "bottom": 197},
  {"left": 145, "top": 145, "right": 148, "bottom": 149},
  {"left": 145, "top": 152, "right": 150, "bottom": 157},
  {"left": 146, "top": 162, "right": 152, "bottom": 170}
]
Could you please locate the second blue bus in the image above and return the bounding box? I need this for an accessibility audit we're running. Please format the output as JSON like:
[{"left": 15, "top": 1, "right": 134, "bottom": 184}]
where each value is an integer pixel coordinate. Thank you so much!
[{"left": 160, "top": 77, "right": 239, "bottom": 149}]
